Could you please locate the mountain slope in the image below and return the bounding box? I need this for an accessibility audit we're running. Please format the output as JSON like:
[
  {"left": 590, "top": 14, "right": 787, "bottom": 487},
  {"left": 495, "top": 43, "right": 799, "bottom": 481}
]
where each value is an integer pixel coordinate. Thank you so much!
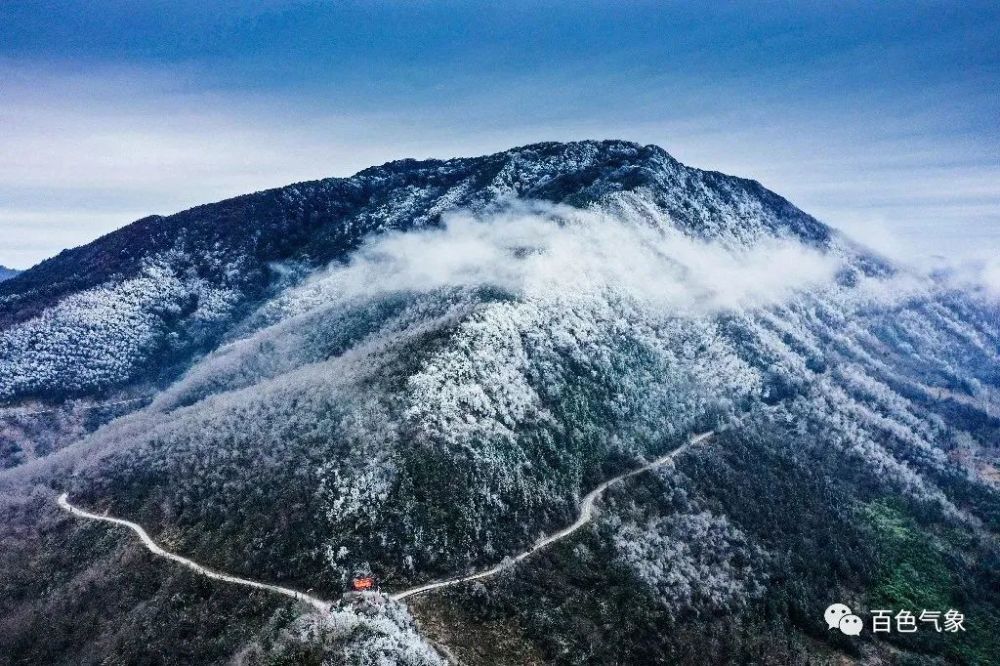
[
  {"left": 1, "top": 141, "right": 998, "bottom": 665},
  {"left": 0, "top": 141, "right": 859, "bottom": 474},
  {"left": 0, "top": 141, "right": 837, "bottom": 402}
]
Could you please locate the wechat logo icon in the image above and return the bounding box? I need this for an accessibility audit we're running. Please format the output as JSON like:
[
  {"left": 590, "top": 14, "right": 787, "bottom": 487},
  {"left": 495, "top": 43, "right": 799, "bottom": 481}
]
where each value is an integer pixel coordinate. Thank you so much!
[{"left": 825, "top": 603, "right": 863, "bottom": 636}]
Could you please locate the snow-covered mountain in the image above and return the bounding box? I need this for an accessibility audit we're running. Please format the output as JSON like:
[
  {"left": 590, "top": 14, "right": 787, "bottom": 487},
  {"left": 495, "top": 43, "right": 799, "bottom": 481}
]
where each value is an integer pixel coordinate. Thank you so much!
[
  {"left": 1, "top": 141, "right": 997, "bottom": 665},
  {"left": 0, "top": 265, "right": 19, "bottom": 282}
]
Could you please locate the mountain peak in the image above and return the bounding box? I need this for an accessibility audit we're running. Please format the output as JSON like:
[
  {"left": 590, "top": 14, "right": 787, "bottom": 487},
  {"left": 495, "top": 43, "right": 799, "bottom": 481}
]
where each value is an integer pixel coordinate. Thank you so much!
[{"left": 0, "top": 140, "right": 832, "bottom": 332}]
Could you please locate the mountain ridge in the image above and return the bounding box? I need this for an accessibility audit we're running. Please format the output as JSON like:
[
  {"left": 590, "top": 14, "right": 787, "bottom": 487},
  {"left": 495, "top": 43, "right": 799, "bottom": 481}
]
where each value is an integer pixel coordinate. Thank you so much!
[
  {"left": 0, "top": 140, "right": 831, "bottom": 322},
  {"left": 0, "top": 140, "right": 845, "bottom": 409}
]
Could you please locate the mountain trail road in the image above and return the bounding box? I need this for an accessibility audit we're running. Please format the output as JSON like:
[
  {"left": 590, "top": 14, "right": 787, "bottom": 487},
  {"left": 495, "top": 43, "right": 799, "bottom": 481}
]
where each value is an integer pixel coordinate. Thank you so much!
[
  {"left": 58, "top": 431, "right": 712, "bottom": 608},
  {"left": 390, "top": 430, "right": 712, "bottom": 600},
  {"left": 57, "top": 493, "right": 333, "bottom": 612}
]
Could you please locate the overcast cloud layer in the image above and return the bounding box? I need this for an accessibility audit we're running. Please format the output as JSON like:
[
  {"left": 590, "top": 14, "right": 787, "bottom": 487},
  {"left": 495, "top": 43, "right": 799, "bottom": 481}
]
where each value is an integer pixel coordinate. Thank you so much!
[{"left": 1, "top": 1, "right": 997, "bottom": 268}]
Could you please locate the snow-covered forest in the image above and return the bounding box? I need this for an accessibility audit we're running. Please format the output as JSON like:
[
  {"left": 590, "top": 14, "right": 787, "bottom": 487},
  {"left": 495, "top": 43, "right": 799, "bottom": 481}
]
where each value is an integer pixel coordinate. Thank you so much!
[{"left": 1, "top": 141, "right": 997, "bottom": 665}]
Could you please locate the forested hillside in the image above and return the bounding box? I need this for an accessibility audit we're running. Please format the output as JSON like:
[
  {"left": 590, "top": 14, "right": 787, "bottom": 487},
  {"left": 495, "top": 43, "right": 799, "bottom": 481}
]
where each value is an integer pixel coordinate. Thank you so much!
[{"left": 1, "top": 141, "right": 997, "bottom": 665}]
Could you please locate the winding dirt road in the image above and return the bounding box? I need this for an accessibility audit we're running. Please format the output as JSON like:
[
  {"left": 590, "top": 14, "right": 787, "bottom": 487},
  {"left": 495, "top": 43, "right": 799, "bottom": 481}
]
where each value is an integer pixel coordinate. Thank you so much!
[
  {"left": 391, "top": 431, "right": 712, "bottom": 600},
  {"left": 57, "top": 493, "right": 333, "bottom": 612},
  {"left": 58, "top": 431, "right": 711, "bottom": 608}
]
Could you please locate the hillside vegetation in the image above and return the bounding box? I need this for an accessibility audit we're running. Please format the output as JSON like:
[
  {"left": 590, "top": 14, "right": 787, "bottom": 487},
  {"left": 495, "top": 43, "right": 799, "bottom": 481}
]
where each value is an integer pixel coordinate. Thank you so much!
[{"left": 1, "top": 141, "right": 997, "bottom": 665}]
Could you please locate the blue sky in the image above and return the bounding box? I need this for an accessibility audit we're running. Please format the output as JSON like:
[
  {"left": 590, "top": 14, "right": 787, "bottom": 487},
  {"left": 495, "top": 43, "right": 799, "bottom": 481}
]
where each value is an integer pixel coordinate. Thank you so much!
[{"left": 2, "top": 0, "right": 998, "bottom": 268}]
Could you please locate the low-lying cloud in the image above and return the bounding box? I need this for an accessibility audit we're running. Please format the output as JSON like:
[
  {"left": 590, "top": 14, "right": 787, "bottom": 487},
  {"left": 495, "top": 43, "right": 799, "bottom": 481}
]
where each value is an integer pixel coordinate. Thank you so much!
[
  {"left": 283, "top": 202, "right": 842, "bottom": 316},
  {"left": 926, "top": 254, "right": 1000, "bottom": 302}
]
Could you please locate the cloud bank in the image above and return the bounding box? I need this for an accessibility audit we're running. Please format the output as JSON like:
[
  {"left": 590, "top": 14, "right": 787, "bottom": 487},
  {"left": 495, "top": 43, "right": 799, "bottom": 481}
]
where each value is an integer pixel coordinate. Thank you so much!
[{"left": 276, "top": 202, "right": 842, "bottom": 318}]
